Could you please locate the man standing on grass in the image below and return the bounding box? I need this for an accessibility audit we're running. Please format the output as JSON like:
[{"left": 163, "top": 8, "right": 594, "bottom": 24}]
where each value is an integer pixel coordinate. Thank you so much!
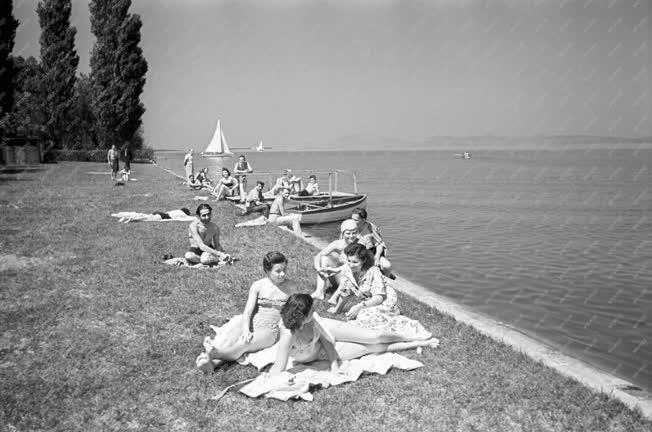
[
  {"left": 107, "top": 144, "right": 119, "bottom": 181},
  {"left": 122, "top": 144, "right": 133, "bottom": 173},
  {"left": 233, "top": 154, "right": 254, "bottom": 203}
]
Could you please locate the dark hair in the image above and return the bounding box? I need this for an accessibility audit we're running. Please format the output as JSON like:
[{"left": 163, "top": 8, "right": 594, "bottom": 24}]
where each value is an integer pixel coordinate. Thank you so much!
[
  {"left": 309, "top": 174, "right": 317, "bottom": 180},
  {"left": 263, "top": 251, "right": 287, "bottom": 273},
  {"left": 256, "top": 180, "right": 265, "bottom": 187},
  {"left": 344, "top": 242, "right": 374, "bottom": 270},
  {"left": 195, "top": 203, "right": 212, "bottom": 216},
  {"left": 352, "top": 208, "right": 367, "bottom": 220},
  {"left": 222, "top": 168, "right": 231, "bottom": 176},
  {"left": 281, "top": 294, "right": 313, "bottom": 330},
  {"left": 180, "top": 208, "right": 191, "bottom": 215},
  {"left": 239, "top": 155, "right": 246, "bottom": 159}
]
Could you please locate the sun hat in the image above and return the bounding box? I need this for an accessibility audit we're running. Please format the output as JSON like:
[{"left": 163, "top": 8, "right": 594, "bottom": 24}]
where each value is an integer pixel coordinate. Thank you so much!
[{"left": 340, "top": 219, "right": 357, "bottom": 233}]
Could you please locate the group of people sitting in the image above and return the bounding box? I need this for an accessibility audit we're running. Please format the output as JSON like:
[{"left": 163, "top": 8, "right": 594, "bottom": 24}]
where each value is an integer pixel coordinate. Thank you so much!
[{"left": 193, "top": 206, "right": 422, "bottom": 377}]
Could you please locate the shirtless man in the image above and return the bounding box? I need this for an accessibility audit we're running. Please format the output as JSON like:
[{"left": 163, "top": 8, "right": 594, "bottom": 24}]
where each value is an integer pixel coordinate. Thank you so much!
[
  {"left": 233, "top": 155, "right": 254, "bottom": 202},
  {"left": 184, "top": 204, "right": 231, "bottom": 265},
  {"left": 268, "top": 188, "right": 303, "bottom": 235}
]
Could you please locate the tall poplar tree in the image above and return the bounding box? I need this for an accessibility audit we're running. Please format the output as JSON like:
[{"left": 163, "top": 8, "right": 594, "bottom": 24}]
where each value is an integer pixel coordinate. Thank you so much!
[
  {"left": 37, "top": 0, "right": 79, "bottom": 148},
  {"left": 0, "top": 56, "right": 47, "bottom": 138},
  {"left": 0, "top": 0, "right": 20, "bottom": 136},
  {"left": 89, "top": 0, "right": 147, "bottom": 149}
]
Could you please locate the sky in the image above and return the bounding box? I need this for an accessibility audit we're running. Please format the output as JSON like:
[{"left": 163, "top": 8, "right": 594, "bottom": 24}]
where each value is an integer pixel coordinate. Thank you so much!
[{"left": 12, "top": 0, "right": 651, "bottom": 151}]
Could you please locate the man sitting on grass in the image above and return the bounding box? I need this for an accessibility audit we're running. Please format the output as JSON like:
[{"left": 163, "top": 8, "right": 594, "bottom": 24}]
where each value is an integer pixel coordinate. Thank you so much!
[
  {"left": 185, "top": 204, "right": 231, "bottom": 265},
  {"left": 241, "top": 181, "right": 270, "bottom": 218}
]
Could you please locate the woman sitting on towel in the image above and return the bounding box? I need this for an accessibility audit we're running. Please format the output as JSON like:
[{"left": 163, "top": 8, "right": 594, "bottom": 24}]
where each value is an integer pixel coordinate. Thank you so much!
[
  {"left": 215, "top": 168, "right": 239, "bottom": 200},
  {"left": 184, "top": 204, "right": 231, "bottom": 265},
  {"left": 311, "top": 219, "right": 358, "bottom": 300},
  {"left": 325, "top": 243, "right": 424, "bottom": 338},
  {"left": 196, "top": 251, "right": 297, "bottom": 372},
  {"left": 269, "top": 294, "right": 437, "bottom": 374}
]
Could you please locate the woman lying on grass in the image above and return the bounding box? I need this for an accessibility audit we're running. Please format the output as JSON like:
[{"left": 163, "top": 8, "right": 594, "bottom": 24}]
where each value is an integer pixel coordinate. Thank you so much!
[
  {"left": 184, "top": 204, "right": 231, "bottom": 265},
  {"left": 311, "top": 219, "right": 359, "bottom": 300},
  {"left": 111, "top": 208, "right": 193, "bottom": 223},
  {"left": 269, "top": 294, "right": 438, "bottom": 374},
  {"left": 196, "top": 251, "right": 296, "bottom": 372}
]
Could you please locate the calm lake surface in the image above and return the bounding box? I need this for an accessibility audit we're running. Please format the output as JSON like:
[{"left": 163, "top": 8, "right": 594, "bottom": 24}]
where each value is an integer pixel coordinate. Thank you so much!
[{"left": 157, "top": 147, "right": 651, "bottom": 391}]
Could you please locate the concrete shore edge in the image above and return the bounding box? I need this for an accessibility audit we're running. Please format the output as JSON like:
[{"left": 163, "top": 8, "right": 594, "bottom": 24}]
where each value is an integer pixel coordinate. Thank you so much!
[{"left": 296, "top": 232, "right": 652, "bottom": 420}]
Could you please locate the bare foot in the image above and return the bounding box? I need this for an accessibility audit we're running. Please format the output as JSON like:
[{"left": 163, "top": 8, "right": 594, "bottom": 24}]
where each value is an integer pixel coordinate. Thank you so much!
[
  {"left": 196, "top": 353, "right": 215, "bottom": 373},
  {"left": 409, "top": 330, "right": 433, "bottom": 342},
  {"left": 202, "top": 338, "right": 214, "bottom": 353},
  {"left": 327, "top": 306, "right": 339, "bottom": 314}
]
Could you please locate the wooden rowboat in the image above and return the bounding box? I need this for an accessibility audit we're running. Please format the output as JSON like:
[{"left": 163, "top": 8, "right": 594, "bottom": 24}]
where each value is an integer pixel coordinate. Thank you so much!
[
  {"left": 230, "top": 170, "right": 366, "bottom": 225},
  {"left": 285, "top": 193, "right": 367, "bottom": 225}
]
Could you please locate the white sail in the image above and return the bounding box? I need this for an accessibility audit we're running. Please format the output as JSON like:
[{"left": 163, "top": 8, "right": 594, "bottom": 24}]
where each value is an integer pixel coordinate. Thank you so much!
[
  {"left": 203, "top": 120, "right": 233, "bottom": 156},
  {"left": 256, "top": 140, "right": 264, "bottom": 152}
]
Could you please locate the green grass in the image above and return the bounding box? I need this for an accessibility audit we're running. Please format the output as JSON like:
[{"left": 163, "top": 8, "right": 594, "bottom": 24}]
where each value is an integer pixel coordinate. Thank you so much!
[{"left": 1, "top": 162, "right": 650, "bottom": 432}]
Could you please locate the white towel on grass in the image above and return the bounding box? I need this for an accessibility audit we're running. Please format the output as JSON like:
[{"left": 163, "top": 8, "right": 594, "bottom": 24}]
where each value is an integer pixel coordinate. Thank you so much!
[{"left": 238, "top": 353, "right": 423, "bottom": 401}]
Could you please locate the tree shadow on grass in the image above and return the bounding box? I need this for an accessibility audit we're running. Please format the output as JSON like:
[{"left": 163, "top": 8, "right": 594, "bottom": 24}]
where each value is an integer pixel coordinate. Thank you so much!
[{"left": 0, "top": 166, "right": 49, "bottom": 183}]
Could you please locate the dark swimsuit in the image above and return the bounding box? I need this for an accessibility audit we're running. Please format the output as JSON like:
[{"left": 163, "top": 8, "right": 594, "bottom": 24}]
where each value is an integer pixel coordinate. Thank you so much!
[{"left": 189, "top": 244, "right": 215, "bottom": 255}]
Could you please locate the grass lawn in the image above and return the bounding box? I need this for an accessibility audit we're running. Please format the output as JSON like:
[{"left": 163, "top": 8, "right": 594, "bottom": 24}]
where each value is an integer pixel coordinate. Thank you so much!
[{"left": 1, "top": 162, "right": 650, "bottom": 432}]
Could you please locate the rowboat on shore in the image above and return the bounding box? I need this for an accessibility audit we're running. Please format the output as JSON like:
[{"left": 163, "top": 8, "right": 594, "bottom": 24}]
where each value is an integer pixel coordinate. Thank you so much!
[
  {"left": 283, "top": 192, "right": 367, "bottom": 225},
  {"left": 229, "top": 170, "right": 367, "bottom": 225}
]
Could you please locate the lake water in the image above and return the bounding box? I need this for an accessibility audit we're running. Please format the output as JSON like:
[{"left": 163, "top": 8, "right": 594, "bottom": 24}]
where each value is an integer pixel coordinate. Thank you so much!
[{"left": 156, "top": 147, "right": 651, "bottom": 391}]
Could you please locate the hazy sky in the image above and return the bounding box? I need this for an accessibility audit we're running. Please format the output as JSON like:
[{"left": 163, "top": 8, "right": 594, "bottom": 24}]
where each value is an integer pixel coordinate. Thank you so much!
[{"left": 12, "top": 0, "right": 651, "bottom": 151}]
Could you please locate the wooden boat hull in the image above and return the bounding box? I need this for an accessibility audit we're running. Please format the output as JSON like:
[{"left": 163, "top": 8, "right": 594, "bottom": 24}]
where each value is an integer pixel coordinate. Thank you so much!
[
  {"left": 288, "top": 194, "right": 367, "bottom": 225},
  {"left": 231, "top": 193, "right": 367, "bottom": 225}
]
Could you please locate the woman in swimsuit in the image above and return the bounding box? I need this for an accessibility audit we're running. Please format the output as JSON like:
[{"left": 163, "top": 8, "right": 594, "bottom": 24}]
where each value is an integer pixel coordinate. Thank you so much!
[
  {"left": 196, "top": 251, "right": 297, "bottom": 372},
  {"left": 215, "top": 168, "right": 239, "bottom": 200},
  {"left": 268, "top": 294, "right": 437, "bottom": 374},
  {"left": 311, "top": 219, "right": 358, "bottom": 300}
]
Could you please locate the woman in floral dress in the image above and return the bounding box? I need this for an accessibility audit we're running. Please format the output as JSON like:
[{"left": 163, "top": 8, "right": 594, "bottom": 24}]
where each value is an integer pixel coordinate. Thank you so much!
[{"left": 326, "top": 243, "right": 429, "bottom": 338}]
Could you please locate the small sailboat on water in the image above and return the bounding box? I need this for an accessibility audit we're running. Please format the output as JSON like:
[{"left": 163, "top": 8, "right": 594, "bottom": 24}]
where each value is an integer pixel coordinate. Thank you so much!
[
  {"left": 256, "top": 140, "right": 264, "bottom": 152},
  {"left": 201, "top": 120, "right": 234, "bottom": 158}
]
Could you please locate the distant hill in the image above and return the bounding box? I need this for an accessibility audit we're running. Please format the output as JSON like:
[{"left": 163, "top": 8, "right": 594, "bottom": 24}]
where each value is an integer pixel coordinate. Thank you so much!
[{"left": 325, "top": 134, "right": 652, "bottom": 151}]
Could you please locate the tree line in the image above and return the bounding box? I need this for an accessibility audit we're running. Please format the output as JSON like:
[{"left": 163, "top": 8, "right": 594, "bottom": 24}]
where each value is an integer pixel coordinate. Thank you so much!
[{"left": 0, "top": 0, "right": 148, "bottom": 154}]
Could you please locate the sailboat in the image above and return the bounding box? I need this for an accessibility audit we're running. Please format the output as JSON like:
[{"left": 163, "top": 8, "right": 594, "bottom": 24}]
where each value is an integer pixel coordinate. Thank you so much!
[
  {"left": 256, "top": 140, "right": 264, "bottom": 152},
  {"left": 201, "top": 119, "right": 234, "bottom": 158}
]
